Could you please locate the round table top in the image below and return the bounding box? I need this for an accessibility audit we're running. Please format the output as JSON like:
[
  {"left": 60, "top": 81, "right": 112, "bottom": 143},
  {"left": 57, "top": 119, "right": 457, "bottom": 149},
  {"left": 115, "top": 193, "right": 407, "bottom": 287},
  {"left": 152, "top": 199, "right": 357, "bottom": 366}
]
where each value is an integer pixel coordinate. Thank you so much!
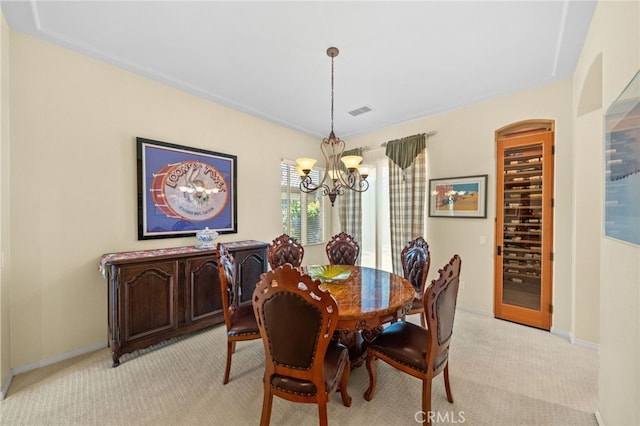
[{"left": 304, "top": 265, "right": 415, "bottom": 326}]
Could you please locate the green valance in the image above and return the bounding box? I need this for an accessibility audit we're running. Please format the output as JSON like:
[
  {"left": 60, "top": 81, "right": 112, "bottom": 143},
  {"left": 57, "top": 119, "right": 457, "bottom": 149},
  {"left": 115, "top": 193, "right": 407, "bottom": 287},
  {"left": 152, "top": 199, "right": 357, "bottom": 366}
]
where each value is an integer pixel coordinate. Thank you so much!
[
  {"left": 343, "top": 147, "right": 364, "bottom": 157},
  {"left": 385, "top": 133, "right": 426, "bottom": 170}
]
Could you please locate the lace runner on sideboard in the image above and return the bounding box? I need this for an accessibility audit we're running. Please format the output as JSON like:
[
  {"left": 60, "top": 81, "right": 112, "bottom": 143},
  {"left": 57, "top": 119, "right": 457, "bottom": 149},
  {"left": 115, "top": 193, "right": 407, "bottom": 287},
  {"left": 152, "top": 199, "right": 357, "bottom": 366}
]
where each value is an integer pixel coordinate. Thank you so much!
[{"left": 99, "top": 240, "right": 266, "bottom": 278}]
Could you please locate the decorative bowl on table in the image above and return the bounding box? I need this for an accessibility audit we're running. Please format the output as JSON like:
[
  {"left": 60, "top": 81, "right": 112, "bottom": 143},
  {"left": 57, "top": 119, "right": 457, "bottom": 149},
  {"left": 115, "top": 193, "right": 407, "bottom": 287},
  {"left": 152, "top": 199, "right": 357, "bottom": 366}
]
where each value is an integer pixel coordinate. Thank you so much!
[
  {"left": 307, "top": 265, "right": 351, "bottom": 283},
  {"left": 195, "top": 227, "right": 218, "bottom": 249}
]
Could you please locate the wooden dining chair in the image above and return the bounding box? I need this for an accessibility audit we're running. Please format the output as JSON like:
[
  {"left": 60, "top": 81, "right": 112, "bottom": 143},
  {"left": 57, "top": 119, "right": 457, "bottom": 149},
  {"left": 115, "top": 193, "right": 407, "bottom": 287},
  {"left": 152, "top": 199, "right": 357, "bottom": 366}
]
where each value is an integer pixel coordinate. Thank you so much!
[
  {"left": 325, "top": 232, "right": 360, "bottom": 265},
  {"left": 364, "top": 255, "right": 462, "bottom": 425},
  {"left": 216, "top": 243, "right": 261, "bottom": 385},
  {"left": 253, "top": 264, "right": 352, "bottom": 426},
  {"left": 325, "top": 232, "right": 361, "bottom": 366},
  {"left": 401, "top": 237, "right": 431, "bottom": 327},
  {"left": 267, "top": 233, "right": 304, "bottom": 269}
]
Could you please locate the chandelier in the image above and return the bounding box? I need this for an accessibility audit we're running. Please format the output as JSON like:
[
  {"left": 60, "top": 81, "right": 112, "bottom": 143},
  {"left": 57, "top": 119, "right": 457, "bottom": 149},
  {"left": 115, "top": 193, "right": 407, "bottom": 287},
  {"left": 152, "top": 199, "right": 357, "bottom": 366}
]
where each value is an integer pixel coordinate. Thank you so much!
[{"left": 296, "top": 47, "right": 370, "bottom": 207}]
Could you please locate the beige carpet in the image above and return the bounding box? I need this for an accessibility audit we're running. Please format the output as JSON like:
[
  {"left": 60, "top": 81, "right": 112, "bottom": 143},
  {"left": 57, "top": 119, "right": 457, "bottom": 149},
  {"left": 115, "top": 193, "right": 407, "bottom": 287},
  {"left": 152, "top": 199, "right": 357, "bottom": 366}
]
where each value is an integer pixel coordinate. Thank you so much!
[{"left": 0, "top": 310, "right": 598, "bottom": 425}]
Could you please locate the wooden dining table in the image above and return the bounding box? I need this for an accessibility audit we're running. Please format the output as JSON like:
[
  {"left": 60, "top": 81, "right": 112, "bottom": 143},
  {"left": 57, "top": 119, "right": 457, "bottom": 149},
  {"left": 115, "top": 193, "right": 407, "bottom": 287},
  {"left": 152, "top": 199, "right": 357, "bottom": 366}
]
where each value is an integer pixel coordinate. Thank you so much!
[{"left": 304, "top": 264, "right": 416, "bottom": 368}]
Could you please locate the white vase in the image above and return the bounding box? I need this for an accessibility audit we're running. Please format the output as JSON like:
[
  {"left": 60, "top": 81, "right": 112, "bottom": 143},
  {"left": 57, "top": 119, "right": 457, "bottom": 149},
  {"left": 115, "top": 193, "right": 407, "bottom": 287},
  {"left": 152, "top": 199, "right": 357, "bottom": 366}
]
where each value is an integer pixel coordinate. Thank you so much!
[{"left": 195, "top": 227, "right": 218, "bottom": 249}]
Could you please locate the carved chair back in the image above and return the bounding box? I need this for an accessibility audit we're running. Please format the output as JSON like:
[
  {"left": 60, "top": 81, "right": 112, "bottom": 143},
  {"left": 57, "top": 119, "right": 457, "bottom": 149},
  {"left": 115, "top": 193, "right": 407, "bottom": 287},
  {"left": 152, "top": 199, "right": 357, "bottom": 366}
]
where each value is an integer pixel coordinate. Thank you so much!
[
  {"left": 216, "top": 242, "right": 261, "bottom": 385},
  {"left": 267, "top": 233, "right": 305, "bottom": 269},
  {"left": 253, "top": 264, "right": 352, "bottom": 424},
  {"left": 401, "top": 237, "right": 430, "bottom": 295},
  {"left": 363, "top": 254, "right": 462, "bottom": 422},
  {"left": 401, "top": 236, "right": 430, "bottom": 326},
  {"left": 325, "top": 232, "right": 360, "bottom": 265},
  {"left": 424, "top": 254, "right": 462, "bottom": 378},
  {"left": 217, "top": 243, "right": 240, "bottom": 327}
]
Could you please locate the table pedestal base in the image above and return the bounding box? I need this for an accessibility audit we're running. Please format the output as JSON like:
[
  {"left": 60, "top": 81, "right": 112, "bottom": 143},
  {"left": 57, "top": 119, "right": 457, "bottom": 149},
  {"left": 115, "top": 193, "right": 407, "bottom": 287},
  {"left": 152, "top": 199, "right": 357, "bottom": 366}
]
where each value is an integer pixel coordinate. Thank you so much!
[{"left": 335, "top": 326, "right": 384, "bottom": 369}]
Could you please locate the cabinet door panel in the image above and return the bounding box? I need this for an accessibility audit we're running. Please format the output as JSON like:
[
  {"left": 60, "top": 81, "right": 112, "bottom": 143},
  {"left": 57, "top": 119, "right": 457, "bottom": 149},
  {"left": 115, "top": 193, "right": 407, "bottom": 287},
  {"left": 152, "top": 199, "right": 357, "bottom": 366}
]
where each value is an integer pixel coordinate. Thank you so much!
[
  {"left": 120, "top": 261, "right": 178, "bottom": 342},
  {"left": 235, "top": 249, "right": 268, "bottom": 304},
  {"left": 186, "top": 256, "right": 223, "bottom": 322}
]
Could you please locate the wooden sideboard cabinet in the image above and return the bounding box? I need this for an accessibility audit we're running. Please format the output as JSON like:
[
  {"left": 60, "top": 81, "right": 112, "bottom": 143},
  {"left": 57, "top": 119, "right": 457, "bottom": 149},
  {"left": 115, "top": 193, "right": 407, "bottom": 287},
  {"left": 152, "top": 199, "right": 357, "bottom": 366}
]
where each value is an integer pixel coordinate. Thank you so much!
[{"left": 100, "top": 240, "right": 268, "bottom": 367}]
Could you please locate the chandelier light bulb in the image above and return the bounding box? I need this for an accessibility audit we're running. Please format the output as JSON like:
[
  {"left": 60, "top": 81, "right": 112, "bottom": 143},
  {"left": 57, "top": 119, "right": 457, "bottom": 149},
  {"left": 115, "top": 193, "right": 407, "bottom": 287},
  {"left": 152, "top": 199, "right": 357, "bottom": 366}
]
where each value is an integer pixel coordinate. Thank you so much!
[
  {"left": 328, "top": 169, "right": 341, "bottom": 181},
  {"left": 359, "top": 164, "right": 372, "bottom": 179},
  {"left": 295, "top": 158, "right": 317, "bottom": 174},
  {"left": 340, "top": 155, "right": 363, "bottom": 171},
  {"left": 294, "top": 165, "right": 306, "bottom": 177}
]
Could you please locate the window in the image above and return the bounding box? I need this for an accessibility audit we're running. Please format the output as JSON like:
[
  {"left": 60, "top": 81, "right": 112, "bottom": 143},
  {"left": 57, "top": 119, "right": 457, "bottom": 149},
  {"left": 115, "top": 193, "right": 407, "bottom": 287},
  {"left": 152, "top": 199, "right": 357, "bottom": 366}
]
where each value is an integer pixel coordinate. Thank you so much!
[
  {"left": 280, "top": 161, "right": 325, "bottom": 244},
  {"left": 360, "top": 151, "right": 392, "bottom": 272}
]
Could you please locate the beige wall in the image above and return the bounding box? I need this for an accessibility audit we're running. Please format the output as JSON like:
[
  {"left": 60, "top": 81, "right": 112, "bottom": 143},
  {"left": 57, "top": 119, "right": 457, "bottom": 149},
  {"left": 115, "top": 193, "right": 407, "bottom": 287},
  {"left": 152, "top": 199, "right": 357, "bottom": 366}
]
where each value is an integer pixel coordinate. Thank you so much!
[
  {"left": 348, "top": 79, "right": 576, "bottom": 335},
  {"left": 7, "top": 31, "right": 322, "bottom": 369},
  {"left": 3, "top": 9, "right": 590, "bottom": 371},
  {"left": 574, "top": 1, "right": 640, "bottom": 424},
  {"left": 3, "top": 5, "right": 638, "bottom": 422},
  {"left": 1, "top": 13, "right": 11, "bottom": 396}
]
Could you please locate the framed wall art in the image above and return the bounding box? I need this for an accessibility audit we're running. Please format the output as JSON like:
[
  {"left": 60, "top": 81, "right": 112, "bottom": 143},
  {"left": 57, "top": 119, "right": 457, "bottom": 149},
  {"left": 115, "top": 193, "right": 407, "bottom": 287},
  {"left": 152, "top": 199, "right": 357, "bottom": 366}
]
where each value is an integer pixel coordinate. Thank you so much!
[
  {"left": 429, "top": 174, "right": 487, "bottom": 218},
  {"left": 604, "top": 69, "right": 640, "bottom": 245},
  {"left": 137, "top": 137, "right": 237, "bottom": 240}
]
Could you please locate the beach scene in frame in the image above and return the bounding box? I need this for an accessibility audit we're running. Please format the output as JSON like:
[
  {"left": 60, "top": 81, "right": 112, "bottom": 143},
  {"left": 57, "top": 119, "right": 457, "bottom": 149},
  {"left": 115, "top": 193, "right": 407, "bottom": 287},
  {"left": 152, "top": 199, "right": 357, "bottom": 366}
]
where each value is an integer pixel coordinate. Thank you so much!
[{"left": 429, "top": 175, "right": 487, "bottom": 218}]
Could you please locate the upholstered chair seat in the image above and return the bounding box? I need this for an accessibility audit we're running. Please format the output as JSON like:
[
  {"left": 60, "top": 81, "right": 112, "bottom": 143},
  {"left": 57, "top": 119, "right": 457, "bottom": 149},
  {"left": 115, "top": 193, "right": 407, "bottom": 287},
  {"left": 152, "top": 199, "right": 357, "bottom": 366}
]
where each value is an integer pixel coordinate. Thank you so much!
[
  {"left": 270, "top": 341, "right": 350, "bottom": 396},
  {"left": 367, "top": 321, "right": 437, "bottom": 373},
  {"left": 410, "top": 297, "right": 423, "bottom": 311},
  {"left": 227, "top": 307, "right": 260, "bottom": 336}
]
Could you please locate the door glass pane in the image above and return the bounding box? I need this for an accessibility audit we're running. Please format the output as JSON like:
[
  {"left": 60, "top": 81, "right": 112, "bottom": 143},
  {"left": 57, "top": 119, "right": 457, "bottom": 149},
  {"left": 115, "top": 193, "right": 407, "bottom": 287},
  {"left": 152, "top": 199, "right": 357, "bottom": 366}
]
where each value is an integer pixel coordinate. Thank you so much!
[
  {"left": 501, "top": 143, "right": 543, "bottom": 310},
  {"left": 361, "top": 167, "right": 377, "bottom": 267},
  {"left": 361, "top": 158, "right": 392, "bottom": 272}
]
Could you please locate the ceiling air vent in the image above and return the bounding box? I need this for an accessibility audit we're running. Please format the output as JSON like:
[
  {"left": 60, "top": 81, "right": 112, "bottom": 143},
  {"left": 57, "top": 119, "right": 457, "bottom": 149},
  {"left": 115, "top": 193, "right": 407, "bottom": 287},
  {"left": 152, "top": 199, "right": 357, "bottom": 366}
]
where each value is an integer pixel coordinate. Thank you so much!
[{"left": 348, "top": 105, "right": 373, "bottom": 117}]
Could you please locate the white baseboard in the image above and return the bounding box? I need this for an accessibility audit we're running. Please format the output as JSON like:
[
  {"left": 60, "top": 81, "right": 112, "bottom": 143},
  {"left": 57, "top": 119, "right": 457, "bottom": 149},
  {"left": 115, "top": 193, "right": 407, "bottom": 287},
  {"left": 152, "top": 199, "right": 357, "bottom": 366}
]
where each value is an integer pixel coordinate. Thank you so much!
[
  {"left": 11, "top": 341, "right": 107, "bottom": 376},
  {"left": 457, "top": 310, "right": 600, "bottom": 351},
  {"left": 595, "top": 409, "right": 604, "bottom": 425},
  {"left": 456, "top": 304, "right": 492, "bottom": 317},
  {"left": 571, "top": 337, "right": 599, "bottom": 350},
  {"left": 551, "top": 328, "right": 599, "bottom": 350},
  {"left": 551, "top": 327, "right": 572, "bottom": 342},
  {"left": 1, "top": 368, "right": 14, "bottom": 400}
]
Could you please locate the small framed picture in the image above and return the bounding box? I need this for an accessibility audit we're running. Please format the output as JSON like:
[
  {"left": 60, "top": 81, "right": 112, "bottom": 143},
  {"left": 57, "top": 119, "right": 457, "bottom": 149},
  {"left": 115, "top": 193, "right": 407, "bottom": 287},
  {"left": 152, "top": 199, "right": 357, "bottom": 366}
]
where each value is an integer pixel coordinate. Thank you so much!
[{"left": 429, "top": 175, "right": 488, "bottom": 218}]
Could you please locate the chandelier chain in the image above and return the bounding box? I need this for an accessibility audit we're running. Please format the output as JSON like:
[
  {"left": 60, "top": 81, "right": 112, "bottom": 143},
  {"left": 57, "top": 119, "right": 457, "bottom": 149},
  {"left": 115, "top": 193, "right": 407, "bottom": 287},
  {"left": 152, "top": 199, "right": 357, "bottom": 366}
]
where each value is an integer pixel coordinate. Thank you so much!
[{"left": 330, "top": 54, "right": 335, "bottom": 135}]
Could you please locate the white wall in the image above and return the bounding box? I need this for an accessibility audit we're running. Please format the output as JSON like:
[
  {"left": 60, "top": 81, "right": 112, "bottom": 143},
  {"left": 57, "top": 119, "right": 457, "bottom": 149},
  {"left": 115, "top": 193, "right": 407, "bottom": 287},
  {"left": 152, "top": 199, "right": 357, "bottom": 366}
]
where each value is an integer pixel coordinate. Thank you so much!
[
  {"left": 7, "top": 31, "right": 320, "bottom": 369},
  {"left": 574, "top": 1, "right": 640, "bottom": 424},
  {"left": 0, "top": 12, "right": 11, "bottom": 395},
  {"left": 348, "top": 79, "right": 577, "bottom": 335}
]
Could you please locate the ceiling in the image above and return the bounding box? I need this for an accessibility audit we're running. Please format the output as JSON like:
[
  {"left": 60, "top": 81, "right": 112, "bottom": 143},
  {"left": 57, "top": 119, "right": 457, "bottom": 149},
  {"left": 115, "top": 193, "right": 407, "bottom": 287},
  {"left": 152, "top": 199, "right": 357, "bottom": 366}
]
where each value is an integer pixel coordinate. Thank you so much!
[{"left": 1, "top": 1, "right": 596, "bottom": 139}]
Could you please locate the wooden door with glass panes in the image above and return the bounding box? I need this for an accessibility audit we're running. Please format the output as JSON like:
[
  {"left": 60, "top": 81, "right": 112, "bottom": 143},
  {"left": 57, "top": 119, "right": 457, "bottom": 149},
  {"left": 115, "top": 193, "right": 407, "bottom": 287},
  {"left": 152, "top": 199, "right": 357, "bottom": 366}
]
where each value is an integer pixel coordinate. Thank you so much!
[{"left": 494, "top": 120, "right": 554, "bottom": 330}]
